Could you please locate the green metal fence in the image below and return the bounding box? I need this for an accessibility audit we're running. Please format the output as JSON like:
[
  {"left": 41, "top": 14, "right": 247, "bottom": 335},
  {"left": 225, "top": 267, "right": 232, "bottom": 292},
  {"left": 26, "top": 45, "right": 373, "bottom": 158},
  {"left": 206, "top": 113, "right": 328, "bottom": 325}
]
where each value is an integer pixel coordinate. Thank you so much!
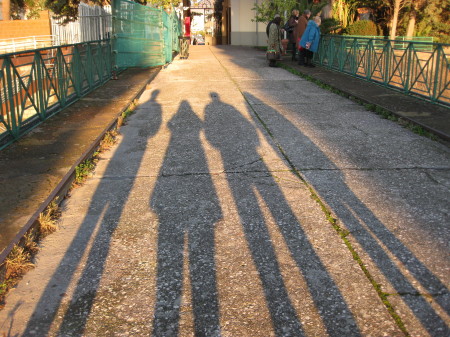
[
  {"left": 112, "top": 0, "right": 181, "bottom": 68},
  {"left": 315, "top": 35, "right": 450, "bottom": 106},
  {"left": 163, "top": 9, "right": 182, "bottom": 64},
  {"left": 0, "top": 40, "right": 112, "bottom": 148},
  {"left": 345, "top": 36, "right": 434, "bottom": 52},
  {"left": 0, "top": 0, "right": 182, "bottom": 148}
]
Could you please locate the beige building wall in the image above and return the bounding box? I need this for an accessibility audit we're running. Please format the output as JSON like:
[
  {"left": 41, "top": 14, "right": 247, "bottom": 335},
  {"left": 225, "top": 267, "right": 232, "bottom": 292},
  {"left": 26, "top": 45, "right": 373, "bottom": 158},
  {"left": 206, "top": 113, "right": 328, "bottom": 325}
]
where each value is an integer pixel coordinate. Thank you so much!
[
  {"left": 230, "top": 0, "right": 267, "bottom": 46},
  {"left": 0, "top": 11, "right": 51, "bottom": 39}
]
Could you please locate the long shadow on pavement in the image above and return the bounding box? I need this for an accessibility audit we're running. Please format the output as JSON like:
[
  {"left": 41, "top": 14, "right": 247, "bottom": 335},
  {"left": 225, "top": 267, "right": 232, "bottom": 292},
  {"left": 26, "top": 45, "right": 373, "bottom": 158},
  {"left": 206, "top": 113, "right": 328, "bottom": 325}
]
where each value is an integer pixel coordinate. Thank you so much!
[
  {"left": 21, "top": 90, "right": 163, "bottom": 336},
  {"left": 244, "top": 91, "right": 450, "bottom": 336},
  {"left": 150, "top": 100, "right": 222, "bottom": 336},
  {"left": 204, "top": 92, "right": 361, "bottom": 337}
]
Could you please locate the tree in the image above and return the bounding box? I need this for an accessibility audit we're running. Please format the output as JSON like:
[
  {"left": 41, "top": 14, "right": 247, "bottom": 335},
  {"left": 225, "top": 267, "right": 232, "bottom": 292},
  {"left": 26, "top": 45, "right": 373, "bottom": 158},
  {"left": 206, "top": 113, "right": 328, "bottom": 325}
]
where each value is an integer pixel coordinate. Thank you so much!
[
  {"left": 386, "top": 0, "right": 412, "bottom": 40},
  {"left": 414, "top": 0, "right": 450, "bottom": 43},
  {"left": 252, "top": 0, "right": 327, "bottom": 24},
  {"left": 11, "top": 0, "right": 181, "bottom": 23},
  {"left": 10, "top": 0, "right": 45, "bottom": 19},
  {"left": 251, "top": 0, "right": 298, "bottom": 24}
]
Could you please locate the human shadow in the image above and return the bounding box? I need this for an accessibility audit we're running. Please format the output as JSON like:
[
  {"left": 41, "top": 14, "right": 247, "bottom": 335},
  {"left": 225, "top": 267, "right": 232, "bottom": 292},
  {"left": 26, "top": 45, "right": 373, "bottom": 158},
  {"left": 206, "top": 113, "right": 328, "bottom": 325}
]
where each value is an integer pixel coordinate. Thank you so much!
[
  {"left": 244, "top": 91, "right": 450, "bottom": 336},
  {"left": 204, "top": 92, "right": 361, "bottom": 336},
  {"left": 150, "top": 100, "right": 222, "bottom": 336},
  {"left": 21, "top": 89, "right": 163, "bottom": 336}
]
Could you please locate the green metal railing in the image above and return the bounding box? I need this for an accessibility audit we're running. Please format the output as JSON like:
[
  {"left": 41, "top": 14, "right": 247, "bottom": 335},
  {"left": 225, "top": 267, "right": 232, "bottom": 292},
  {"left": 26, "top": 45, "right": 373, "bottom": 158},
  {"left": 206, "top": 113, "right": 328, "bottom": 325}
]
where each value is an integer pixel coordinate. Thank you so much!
[
  {"left": 315, "top": 35, "right": 450, "bottom": 106},
  {"left": 1, "top": 0, "right": 182, "bottom": 148},
  {"left": 345, "top": 36, "right": 434, "bottom": 52},
  {"left": 0, "top": 40, "right": 112, "bottom": 148}
]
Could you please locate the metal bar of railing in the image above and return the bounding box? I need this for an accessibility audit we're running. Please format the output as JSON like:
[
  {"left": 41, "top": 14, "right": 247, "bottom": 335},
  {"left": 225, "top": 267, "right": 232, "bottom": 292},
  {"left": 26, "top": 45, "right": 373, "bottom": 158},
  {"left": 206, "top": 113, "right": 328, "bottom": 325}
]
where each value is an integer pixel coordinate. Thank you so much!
[
  {"left": 0, "top": 39, "right": 113, "bottom": 148},
  {"left": 315, "top": 35, "right": 450, "bottom": 106}
]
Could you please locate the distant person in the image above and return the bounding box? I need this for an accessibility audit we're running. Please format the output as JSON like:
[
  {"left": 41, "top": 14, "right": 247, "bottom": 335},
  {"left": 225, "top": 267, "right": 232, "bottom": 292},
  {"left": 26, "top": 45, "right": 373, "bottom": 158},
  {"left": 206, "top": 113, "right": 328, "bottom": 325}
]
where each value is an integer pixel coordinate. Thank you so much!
[
  {"left": 295, "top": 9, "right": 311, "bottom": 65},
  {"left": 299, "top": 16, "right": 321, "bottom": 67},
  {"left": 180, "top": 14, "right": 191, "bottom": 58},
  {"left": 267, "top": 14, "right": 283, "bottom": 67},
  {"left": 286, "top": 9, "right": 299, "bottom": 61}
]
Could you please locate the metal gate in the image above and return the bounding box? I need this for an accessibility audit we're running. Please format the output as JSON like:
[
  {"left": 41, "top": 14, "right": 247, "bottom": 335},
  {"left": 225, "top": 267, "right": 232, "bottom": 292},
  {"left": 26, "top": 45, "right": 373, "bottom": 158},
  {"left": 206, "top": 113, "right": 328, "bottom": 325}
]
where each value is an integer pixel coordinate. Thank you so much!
[{"left": 112, "top": 0, "right": 165, "bottom": 68}]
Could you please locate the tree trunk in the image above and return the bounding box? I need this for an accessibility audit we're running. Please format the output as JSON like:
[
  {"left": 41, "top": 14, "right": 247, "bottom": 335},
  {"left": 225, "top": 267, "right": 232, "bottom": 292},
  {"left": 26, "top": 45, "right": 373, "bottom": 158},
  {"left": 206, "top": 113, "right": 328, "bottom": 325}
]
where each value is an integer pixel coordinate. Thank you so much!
[
  {"left": 406, "top": 7, "right": 416, "bottom": 38},
  {"left": 389, "top": 0, "right": 401, "bottom": 40}
]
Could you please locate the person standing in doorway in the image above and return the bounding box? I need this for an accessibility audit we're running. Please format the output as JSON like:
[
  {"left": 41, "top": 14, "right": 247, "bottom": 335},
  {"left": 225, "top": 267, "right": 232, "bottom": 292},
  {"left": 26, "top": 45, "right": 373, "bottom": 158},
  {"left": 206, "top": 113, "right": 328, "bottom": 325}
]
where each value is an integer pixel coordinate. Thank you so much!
[{"left": 295, "top": 9, "right": 311, "bottom": 66}]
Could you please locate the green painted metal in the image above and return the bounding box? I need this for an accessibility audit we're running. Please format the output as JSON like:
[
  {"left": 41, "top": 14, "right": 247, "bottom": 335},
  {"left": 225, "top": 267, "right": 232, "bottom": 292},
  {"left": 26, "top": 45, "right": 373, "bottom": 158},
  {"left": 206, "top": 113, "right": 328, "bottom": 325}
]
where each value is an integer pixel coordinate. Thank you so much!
[
  {"left": 316, "top": 35, "right": 450, "bottom": 106},
  {"left": 0, "top": 40, "right": 113, "bottom": 148},
  {"left": 0, "top": 1, "right": 181, "bottom": 148},
  {"left": 112, "top": 0, "right": 182, "bottom": 69}
]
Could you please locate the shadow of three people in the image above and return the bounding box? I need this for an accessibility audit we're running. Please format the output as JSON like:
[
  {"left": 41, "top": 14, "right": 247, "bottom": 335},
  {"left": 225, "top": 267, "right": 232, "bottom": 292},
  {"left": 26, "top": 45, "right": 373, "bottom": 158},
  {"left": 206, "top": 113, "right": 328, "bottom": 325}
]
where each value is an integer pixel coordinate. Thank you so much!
[
  {"left": 153, "top": 92, "right": 361, "bottom": 336},
  {"left": 243, "top": 91, "right": 449, "bottom": 336}
]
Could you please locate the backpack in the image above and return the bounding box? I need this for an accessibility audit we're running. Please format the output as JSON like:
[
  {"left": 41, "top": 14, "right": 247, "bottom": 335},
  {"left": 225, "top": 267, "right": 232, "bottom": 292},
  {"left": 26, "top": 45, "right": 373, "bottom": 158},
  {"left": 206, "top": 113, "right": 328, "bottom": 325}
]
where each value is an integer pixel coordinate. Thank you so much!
[{"left": 284, "top": 21, "right": 293, "bottom": 33}]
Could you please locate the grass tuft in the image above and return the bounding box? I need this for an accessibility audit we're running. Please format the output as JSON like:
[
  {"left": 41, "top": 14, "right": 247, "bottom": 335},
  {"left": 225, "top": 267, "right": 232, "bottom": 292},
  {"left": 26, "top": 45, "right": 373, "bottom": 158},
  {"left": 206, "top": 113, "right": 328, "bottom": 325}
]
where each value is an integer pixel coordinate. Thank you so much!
[
  {"left": 38, "top": 200, "right": 60, "bottom": 238},
  {"left": 4, "top": 245, "right": 34, "bottom": 279}
]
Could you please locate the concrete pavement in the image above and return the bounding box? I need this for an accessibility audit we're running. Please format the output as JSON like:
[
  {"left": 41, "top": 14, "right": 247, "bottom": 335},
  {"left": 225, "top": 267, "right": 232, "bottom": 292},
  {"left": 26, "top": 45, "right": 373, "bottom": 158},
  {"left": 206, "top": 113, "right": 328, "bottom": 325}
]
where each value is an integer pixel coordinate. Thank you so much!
[{"left": 0, "top": 45, "right": 449, "bottom": 336}]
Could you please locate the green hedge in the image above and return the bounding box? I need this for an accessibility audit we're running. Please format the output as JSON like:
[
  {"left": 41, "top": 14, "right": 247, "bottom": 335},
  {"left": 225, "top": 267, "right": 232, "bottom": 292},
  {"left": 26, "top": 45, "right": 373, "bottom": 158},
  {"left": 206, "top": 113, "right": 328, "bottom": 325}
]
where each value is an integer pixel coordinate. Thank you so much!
[{"left": 344, "top": 20, "right": 381, "bottom": 36}]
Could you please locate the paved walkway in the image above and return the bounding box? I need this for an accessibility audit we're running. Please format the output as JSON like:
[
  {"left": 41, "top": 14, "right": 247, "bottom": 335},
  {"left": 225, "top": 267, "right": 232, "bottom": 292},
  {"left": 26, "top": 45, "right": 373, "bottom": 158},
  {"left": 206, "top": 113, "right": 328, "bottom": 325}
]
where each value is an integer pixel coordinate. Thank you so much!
[{"left": 0, "top": 46, "right": 449, "bottom": 336}]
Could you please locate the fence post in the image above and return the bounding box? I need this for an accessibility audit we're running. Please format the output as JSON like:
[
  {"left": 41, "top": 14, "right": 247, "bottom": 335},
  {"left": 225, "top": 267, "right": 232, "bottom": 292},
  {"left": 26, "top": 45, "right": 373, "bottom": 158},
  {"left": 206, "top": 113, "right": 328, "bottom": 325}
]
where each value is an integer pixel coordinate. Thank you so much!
[
  {"left": 366, "top": 39, "right": 372, "bottom": 80},
  {"left": 4, "top": 58, "right": 19, "bottom": 138},
  {"left": 35, "top": 51, "right": 46, "bottom": 118},
  {"left": 56, "top": 48, "right": 66, "bottom": 106},
  {"left": 432, "top": 46, "right": 441, "bottom": 103},
  {"left": 404, "top": 43, "right": 413, "bottom": 93},
  {"left": 383, "top": 41, "right": 390, "bottom": 86},
  {"left": 72, "top": 45, "right": 83, "bottom": 95},
  {"left": 111, "top": 0, "right": 118, "bottom": 76}
]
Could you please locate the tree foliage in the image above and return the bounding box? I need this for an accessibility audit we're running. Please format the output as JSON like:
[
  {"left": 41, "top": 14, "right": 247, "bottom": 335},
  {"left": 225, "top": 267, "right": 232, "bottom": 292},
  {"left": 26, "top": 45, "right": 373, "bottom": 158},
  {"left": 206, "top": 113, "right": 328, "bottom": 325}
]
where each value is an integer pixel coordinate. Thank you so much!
[
  {"left": 252, "top": 0, "right": 327, "bottom": 24},
  {"left": 412, "top": 0, "right": 450, "bottom": 43},
  {"left": 333, "top": 0, "right": 449, "bottom": 42},
  {"left": 344, "top": 20, "right": 381, "bottom": 36},
  {"left": 11, "top": 0, "right": 46, "bottom": 19},
  {"left": 8, "top": 0, "right": 183, "bottom": 26}
]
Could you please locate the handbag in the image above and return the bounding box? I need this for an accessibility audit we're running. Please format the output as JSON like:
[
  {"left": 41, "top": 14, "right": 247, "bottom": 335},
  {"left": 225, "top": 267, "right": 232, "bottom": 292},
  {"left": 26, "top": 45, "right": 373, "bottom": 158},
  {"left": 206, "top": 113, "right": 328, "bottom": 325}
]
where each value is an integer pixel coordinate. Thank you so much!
[{"left": 266, "top": 49, "right": 279, "bottom": 61}]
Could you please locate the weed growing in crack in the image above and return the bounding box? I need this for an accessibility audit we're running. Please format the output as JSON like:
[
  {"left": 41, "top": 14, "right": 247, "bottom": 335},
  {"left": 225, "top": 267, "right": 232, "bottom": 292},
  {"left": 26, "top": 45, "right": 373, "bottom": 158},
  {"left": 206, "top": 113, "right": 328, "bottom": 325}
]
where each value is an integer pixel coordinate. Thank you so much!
[
  {"left": 75, "top": 158, "right": 97, "bottom": 185},
  {"left": 38, "top": 200, "right": 60, "bottom": 238},
  {"left": 0, "top": 198, "right": 63, "bottom": 305}
]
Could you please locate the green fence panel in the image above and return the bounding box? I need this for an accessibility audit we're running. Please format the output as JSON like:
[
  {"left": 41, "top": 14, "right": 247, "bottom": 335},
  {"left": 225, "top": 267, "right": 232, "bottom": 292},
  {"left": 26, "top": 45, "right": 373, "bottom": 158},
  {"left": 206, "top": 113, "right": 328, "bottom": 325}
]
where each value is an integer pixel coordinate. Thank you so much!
[
  {"left": 112, "top": 0, "right": 165, "bottom": 68},
  {"left": 0, "top": 40, "right": 112, "bottom": 148},
  {"left": 315, "top": 35, "right": 450, "bottom": 106},
  {"left": 163, "top": 11, "right": 172, "bottom": 63},
  {"left": 173, "top": 12, "right": 182, "bottom": 53}
]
